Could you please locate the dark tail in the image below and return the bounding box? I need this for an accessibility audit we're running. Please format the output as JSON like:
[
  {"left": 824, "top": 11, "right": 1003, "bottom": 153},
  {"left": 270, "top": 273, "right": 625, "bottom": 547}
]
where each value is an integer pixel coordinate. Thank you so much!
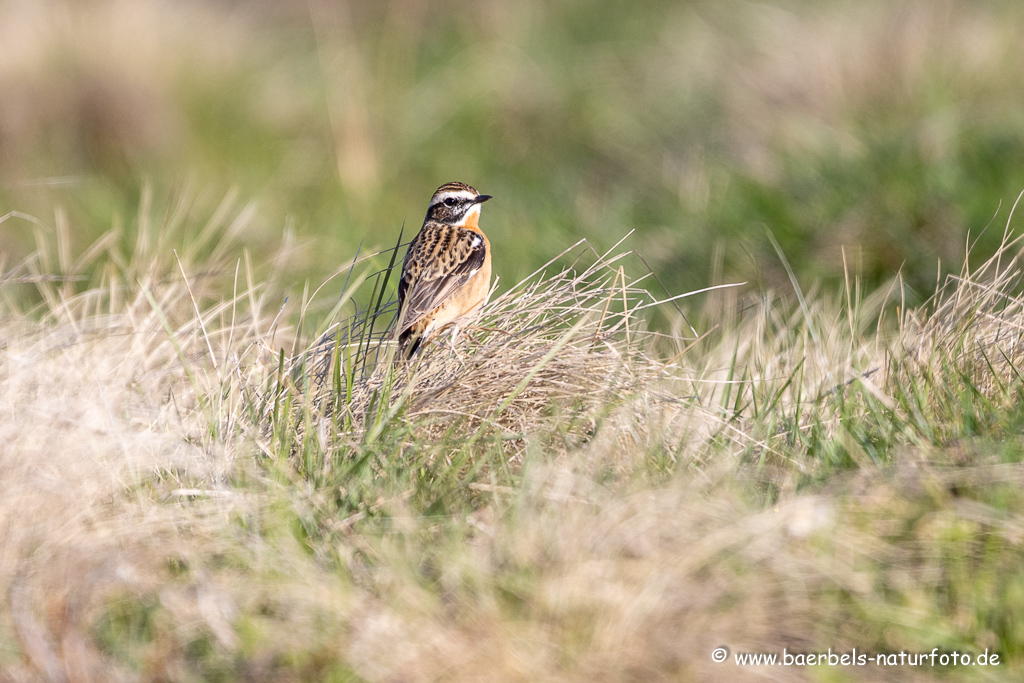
[{"left": 396, "top": 328, "right": 424, "bottom": 361}]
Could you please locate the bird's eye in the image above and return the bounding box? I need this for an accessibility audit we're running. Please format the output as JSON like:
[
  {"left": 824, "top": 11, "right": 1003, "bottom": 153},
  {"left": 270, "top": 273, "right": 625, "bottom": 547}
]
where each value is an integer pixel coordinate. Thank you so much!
[{"left": 444, "top": 197, "right": 458, "bottom": 207}]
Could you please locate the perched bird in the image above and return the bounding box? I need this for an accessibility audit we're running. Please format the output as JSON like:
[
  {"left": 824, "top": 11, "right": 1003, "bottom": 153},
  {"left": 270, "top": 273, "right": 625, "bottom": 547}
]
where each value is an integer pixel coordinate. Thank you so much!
[{"left": 395, "top": 181, "right": 493, "bottom": 359}]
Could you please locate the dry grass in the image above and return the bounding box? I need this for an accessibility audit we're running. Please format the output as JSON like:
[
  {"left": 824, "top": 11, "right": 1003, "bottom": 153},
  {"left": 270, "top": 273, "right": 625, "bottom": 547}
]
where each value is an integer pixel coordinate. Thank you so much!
[
  {"left": 900, "top": 212, "right": 1024, "bottom": 400},
  {"left": 288, "top": 238, "right": 692, "bottom": 458},
  {"left": 3, "top": 202, "right": 1024, "bottom": 681},
  {"left": 5, "top": 2, "right": 1024, "bottom": 680}
]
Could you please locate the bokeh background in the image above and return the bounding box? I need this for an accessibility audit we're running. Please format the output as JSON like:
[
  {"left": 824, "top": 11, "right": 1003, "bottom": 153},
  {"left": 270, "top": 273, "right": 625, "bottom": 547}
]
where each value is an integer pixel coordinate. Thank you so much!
[
  {"left": 4, "top": 0, "right": 1024, "bottom": 305},
  {"left": 7, "top": 3, "right": 1024, "bottom": 679}
]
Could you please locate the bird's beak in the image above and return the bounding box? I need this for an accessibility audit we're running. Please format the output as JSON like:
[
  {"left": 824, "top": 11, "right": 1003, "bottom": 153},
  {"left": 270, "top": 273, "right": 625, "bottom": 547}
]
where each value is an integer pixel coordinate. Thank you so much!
[{"left": 474, "top": 194, "right": 492, "bottom": 204}]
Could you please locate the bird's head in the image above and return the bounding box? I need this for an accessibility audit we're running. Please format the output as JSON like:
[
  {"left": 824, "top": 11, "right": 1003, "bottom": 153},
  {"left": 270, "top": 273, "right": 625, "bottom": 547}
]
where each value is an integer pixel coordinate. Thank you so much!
[{"left": 426, "top": 181, "right": 492, "bottom": 228}]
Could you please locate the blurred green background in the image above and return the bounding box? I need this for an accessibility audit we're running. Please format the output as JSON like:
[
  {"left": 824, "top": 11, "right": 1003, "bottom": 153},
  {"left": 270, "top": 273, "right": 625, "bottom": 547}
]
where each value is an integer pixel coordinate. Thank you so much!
[{"left": 3, "top": 0, "right": 1024, "bottom": 304}]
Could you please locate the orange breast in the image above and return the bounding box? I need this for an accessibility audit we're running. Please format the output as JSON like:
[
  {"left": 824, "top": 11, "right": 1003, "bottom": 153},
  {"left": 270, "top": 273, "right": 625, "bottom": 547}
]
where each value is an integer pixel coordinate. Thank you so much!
[{"left": 418, "top": 225, "right": 491, "bottom": 341}]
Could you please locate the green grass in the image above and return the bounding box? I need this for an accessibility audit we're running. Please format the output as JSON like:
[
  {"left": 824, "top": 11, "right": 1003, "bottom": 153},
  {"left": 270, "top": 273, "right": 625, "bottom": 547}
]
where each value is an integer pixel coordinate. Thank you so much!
[
  {"left": 4, "top": 197, "right": 1024, "bottom": 679},
  {"left": 5, "top": 0, "right": 1024, "bottom": 303},
  {"left": 5, "top": 1, "right": 1024, "bottom": 680}
]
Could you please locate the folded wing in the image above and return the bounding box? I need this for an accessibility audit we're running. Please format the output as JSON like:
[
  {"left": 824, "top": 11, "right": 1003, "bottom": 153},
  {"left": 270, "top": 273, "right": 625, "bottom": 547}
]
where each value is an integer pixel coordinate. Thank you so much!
[{"left": 396, "top": 222, "right": 486, "bottom": 340}]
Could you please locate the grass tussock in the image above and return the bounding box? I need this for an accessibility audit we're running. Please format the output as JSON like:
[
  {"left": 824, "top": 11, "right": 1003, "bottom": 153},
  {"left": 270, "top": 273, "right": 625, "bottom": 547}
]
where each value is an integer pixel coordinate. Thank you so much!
[
  {"left": 292, "top": 236, "right": 684, "bottom": 451},
  {"left": 4, "top": 199, "right": 1024, "bottom": 680}
]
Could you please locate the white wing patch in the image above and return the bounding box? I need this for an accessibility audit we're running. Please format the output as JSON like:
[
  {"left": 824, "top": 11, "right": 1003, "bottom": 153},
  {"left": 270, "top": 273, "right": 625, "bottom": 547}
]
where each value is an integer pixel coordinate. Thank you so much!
[{"left": 470, "top": 234, "right": 482, "bottom": 248}]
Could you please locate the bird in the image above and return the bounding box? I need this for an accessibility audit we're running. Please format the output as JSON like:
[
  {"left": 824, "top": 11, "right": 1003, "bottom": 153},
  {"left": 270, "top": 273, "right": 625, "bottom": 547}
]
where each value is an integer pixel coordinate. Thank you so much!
[{"left": 394, "top": 181, "right": 493, "bottom": 359}]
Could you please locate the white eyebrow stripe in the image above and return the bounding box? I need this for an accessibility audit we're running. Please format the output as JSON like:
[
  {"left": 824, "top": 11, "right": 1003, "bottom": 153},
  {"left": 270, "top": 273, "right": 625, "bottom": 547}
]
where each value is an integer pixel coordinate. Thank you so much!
[{"left": 430, "top": 190, "right": 478, "bottom": 206}]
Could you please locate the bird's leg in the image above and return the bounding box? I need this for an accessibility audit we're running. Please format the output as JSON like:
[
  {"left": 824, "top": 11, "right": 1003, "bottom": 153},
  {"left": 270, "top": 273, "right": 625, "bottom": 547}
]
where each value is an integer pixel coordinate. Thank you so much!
[{"left": 461, "top": 325, "right": 486, "bottom": 342}]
